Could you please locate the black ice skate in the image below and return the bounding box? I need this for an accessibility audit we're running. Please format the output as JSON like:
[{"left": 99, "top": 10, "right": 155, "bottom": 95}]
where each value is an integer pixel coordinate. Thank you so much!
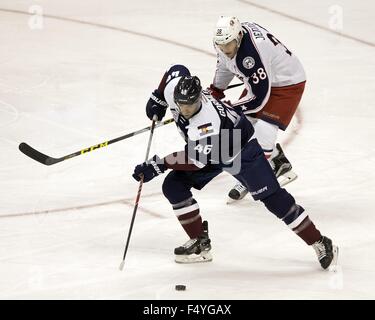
[
  {"left": 271, "top": 143, "right": 293, "bottom": 177},
  {"left": 227, "top": 182, "right": 248, "bottom": 202},
  {"left": 312, "top": 236, "right": 339, "bottom": 270},
  {"left": 174, "top": 221, "right": 212, "bottom": 263},
  {"left": 270, "top": 143, "right": 298, "bottom": 186},
  {"left": 227, "top": 144, "right": 298, "bottom": 203}
]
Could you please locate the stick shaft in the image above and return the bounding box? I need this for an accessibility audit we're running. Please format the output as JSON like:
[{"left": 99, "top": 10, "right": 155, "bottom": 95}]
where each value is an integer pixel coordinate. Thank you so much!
[
  {"left": 119, "top": 115, "right": 158, "bottom": 270},
  {"left": 19, "top": 118, "right": 174, "bottom": 165},
  {"left": 227, "top": 82, "right": 243, "bottom": 89}
]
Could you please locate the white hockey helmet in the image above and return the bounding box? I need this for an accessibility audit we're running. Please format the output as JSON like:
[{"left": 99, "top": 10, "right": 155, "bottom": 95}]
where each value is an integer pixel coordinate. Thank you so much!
[{"left": 213, "top": 16, "right": 243, "bottom": 46}]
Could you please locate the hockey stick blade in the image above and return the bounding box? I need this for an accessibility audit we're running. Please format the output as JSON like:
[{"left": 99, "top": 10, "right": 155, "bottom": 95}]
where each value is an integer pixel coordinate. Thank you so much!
[{"left": 19, "top": 142, "right": 61, "bottom": 165}]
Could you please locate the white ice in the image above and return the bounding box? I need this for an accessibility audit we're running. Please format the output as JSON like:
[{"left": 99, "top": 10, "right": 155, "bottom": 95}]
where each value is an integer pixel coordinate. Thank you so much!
[{"left": 0, "top": 0, "right": 374, "bottom": 299}]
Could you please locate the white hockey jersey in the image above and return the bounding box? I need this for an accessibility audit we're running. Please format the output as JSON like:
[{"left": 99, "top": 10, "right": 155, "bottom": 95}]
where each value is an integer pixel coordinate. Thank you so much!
[
  {"left": 161, "top": 65, "right": 254, "bottom": 169},
  {"left": 213, "top": 22, "right": 306, "bottom": 114}
]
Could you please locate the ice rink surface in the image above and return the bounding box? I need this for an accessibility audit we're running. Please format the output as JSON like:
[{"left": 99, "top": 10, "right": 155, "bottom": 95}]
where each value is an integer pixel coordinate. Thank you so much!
[{"left": 0, "top": 0, "right": 374, "bottom": 299}]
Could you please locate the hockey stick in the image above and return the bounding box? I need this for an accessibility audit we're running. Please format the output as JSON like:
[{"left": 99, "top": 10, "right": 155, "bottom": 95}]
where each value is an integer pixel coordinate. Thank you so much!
[
  {"left": 226, "top": 82, "right": 243, "bottom": 89},
  {"left": 18, "top": 117, "right": 174, "bottom": 166},
  {"left": 18, "top": 83, "right": 243, "bottom": 166},
  {"left": 119, "top": 115, "right": 158, "bottom": 271}
]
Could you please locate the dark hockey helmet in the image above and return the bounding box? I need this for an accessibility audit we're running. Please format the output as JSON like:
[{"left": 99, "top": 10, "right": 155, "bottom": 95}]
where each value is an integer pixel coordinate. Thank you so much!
[{"left": 174, "top": 75, "right": 202, "bottom": 106}]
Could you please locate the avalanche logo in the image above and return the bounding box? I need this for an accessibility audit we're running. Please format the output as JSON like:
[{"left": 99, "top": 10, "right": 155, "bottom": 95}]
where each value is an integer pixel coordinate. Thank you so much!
[{"left": 243, "top": 56, "right": 255, "bottom": 69}]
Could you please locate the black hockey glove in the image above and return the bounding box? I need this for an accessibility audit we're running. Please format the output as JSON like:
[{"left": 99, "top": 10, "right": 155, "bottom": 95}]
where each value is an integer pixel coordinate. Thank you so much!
[
  {"left": 146, "top": 90, "right": 168, "bottom": 121},
  {"left": 132, "top": 155, "right": 167, "bottom": 183}
]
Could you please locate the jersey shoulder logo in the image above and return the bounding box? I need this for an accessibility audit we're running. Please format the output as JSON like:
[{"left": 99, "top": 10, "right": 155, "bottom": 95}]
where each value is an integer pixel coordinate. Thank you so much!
[
  {"left": 243, "top": 56, "right": 255, "bottom": 69},
  {"left": 198, "top": 122, "right": 214, "bottom": 136}
]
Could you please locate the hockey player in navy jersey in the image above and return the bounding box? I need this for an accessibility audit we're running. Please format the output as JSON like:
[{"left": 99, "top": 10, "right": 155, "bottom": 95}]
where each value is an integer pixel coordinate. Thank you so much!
[
  {"left": 132, "top": 64, "right": 337, "bottom": 269},
  {"left": 209, "top": 16, "right": 305, "bottom": 201}
]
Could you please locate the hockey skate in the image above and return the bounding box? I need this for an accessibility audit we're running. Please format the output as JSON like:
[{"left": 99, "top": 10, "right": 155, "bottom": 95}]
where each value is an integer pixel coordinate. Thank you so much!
[
  {"left": 174, "top": 221, "right": 212, "bottom": 264},
  {"left": 270, "top": 143, "right": 298, "bottom": 187},
  {"left": 227, "top": 181, "right": 248, "bottom": 201},
  {"left": 312, "top": 236, "right": 339, "bottom": 270},
  {"left": 227, "top": 143, "right": 297, "bottom": 203}
]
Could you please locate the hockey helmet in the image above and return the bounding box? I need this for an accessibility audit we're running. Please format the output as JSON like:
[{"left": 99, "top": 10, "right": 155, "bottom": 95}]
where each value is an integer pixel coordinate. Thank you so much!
[
  {"left": 213, "top": 16, "right": 243, "bottom": 46},
  {"left": 174, "top": 76, "right": 202, "bottom": 106}
]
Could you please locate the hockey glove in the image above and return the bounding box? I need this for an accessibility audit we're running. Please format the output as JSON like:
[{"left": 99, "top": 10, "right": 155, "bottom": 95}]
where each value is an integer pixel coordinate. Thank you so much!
[
  {"left": 132, "top": 155, "right": 167, "bottom": 183},
  {"left": 207, "top": 84, "right": 225, "bottom": 100},
  {"left": 146, "top": 90, "right": 168, "bottom": 121},
  {"left": 223, "top": 100, "right": 232, "bottom": 107}
]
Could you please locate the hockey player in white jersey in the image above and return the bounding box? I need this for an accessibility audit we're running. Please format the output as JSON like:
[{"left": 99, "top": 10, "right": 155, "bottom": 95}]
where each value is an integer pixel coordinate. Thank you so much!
[
  {"left": 132, "top": 64, "right": 338, "bottom": 270},
  {"left": 209, "top": 16, "right": 306, "bottom": 201}
]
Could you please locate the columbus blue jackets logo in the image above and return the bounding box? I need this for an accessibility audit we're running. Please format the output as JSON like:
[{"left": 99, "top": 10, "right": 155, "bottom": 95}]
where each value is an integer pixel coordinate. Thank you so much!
[
  {"left": 243, "top": 56, "right": 255, "bottom": 69},
  {"left": 198, "top": 123, "right": 214, "bottom": 136}
]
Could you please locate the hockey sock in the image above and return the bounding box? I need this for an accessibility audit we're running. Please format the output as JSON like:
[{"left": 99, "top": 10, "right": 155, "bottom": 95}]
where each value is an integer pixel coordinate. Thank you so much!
[
  {"left": 172, "top": 197, "right": 203, "bottom": 239},
  {"left": 262, "top": 188, "right": 321, "bottom": 245},
  {"left": 292, "top": 216, "right": 321, "bottom": 245}
]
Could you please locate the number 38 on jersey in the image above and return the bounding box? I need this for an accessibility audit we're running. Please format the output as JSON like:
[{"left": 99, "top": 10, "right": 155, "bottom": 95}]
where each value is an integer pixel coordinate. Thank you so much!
[{"left": 251, "top": 67, "right": 267, "bottom": 84}]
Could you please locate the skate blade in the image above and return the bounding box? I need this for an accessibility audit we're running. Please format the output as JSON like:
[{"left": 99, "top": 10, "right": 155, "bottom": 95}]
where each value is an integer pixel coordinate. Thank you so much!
[
  {"left": 278, "top": 170, "right": 298, "bottom": 187},
  {"left": 328, "top": 245, "right": 339, "bottom": 272},
  {"left": 175, "top": 251, "right": 212, "bottom": 264}
]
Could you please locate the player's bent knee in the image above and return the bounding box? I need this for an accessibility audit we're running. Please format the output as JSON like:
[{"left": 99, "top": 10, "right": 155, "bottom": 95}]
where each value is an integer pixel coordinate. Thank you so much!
[
  {"left": 162, "top": 172, "right": 192, "bottom": 204},
  {"left": 162, "top": 173, "right": 178, "bottom": 200}
]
